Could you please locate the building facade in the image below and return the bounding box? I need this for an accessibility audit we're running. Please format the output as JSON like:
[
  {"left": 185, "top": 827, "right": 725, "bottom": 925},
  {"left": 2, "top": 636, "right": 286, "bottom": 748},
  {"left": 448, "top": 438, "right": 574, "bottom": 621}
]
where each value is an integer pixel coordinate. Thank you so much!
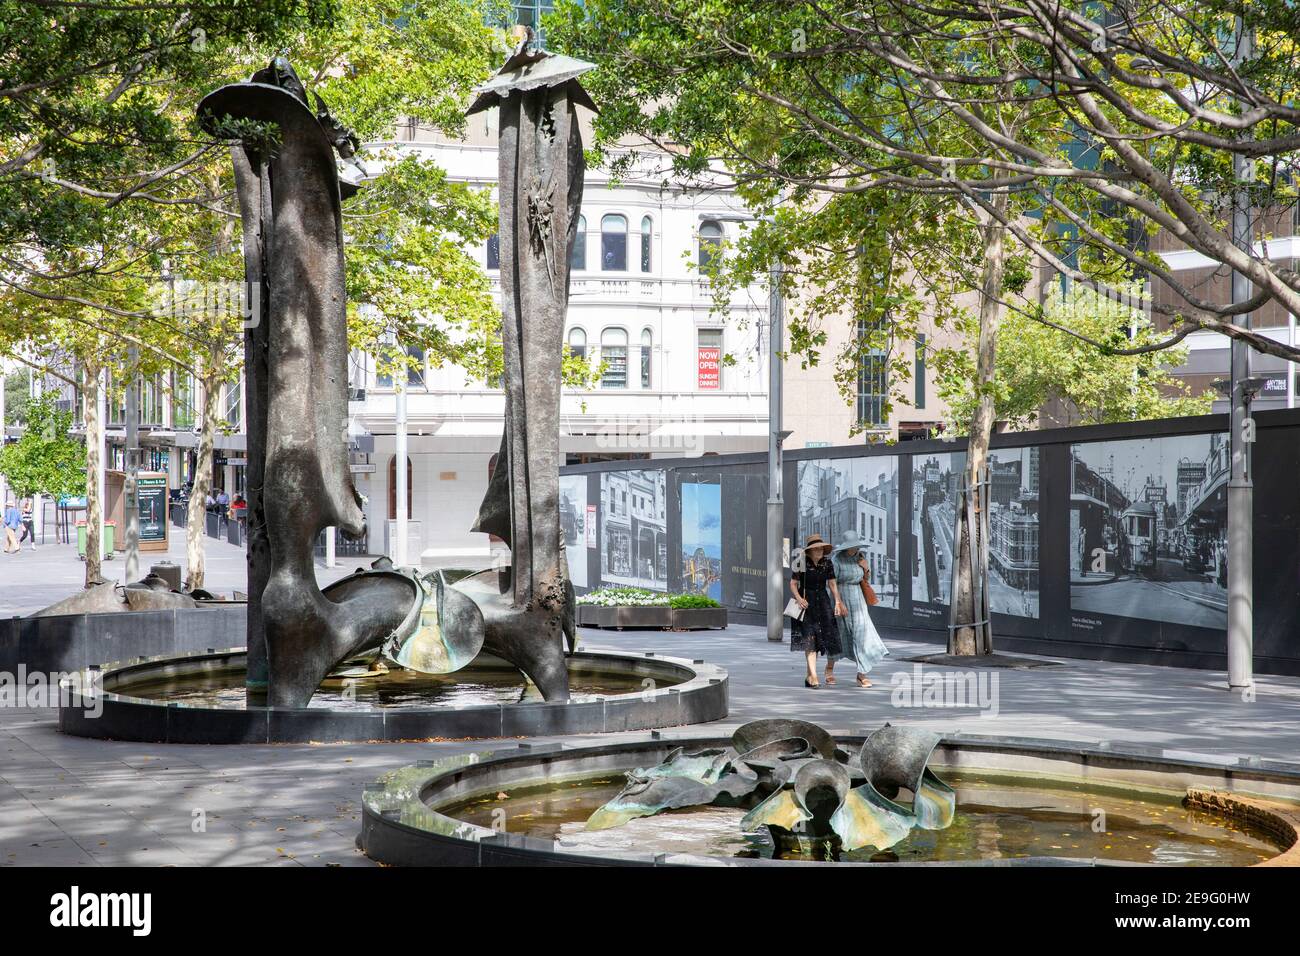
[
  {"left": 348, "top": 121, "right": 771, "bottom": 567},
  {"left": 781, "top": 289, "right": 976, "bottom": 448},
  {"left": 1152, "top": 209, "right": 1300, "bottom": 411}
]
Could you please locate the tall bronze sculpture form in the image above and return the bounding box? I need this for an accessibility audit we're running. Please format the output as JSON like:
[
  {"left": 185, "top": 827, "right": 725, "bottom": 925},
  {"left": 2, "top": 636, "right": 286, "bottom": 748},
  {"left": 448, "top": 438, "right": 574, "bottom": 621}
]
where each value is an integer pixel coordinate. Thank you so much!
[
  {"left": 385, "top": 44, "right": 594, "bottom": 701},
  {"left": 199, "top": 60, "right": 419, "bottom": 707},
  {"left": 198, "top": 49, "right": 594, "bottom": 707}
]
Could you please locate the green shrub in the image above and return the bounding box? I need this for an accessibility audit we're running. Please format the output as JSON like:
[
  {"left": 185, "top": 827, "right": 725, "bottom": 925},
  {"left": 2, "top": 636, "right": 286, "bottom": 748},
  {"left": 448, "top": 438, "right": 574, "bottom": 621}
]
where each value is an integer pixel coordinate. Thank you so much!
[
  {"left": 669, "top": 594, "right": 722, "bottom": 609},
  {"left": 670, "top": 595, "right": 722, "bottom": 608}
]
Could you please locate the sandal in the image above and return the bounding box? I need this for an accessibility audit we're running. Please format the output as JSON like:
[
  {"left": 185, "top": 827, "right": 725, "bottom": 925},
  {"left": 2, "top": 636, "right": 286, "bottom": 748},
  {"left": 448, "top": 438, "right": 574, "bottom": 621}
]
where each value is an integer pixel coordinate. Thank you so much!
[
  {"left": 805, "top": 678, "right": 820, "bottom": 689},
  {"left": 824, "top": 673, "right": 836, "bottom": 685},
  {"left": 856, "top": 675, "right": 872, "bottom": 688}
]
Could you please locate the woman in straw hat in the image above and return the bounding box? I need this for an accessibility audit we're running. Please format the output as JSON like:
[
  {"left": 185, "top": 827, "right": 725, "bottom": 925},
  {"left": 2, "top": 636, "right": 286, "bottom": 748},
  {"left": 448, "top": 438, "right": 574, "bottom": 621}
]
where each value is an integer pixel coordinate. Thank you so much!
[
  {"left": 832, "top": 531, "right": 889, "bottom": 687},
  {"left": 789, "top": 534, "right": 844, "bottom": 688}
]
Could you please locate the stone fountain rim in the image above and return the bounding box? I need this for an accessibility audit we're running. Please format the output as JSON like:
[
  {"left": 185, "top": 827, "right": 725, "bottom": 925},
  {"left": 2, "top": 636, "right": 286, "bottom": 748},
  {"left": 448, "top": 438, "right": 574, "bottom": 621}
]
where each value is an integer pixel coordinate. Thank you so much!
[
  {"left": 56, "top": 647, "right": 728, "bottom": 744},
  {"left": 358, "top": 732, "right": 1300, "bottom": 868}
]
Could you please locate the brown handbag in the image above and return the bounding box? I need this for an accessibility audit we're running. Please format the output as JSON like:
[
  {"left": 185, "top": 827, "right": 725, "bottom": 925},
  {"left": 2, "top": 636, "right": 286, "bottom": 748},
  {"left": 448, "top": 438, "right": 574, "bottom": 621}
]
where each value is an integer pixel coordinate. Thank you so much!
[{"left": 858, "top": 558, "right": 879, "bottom": 606}]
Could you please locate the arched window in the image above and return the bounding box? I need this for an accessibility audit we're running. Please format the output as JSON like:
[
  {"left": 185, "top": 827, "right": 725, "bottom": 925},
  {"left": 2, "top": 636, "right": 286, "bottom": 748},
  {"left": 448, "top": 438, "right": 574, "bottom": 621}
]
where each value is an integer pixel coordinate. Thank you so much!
[
  {"left": 486, "top": 233, "right": 500, "bottom": 270},
  {"left": 640, "top": 216, "right": 653, "bottom": 272},
  {"left": 640, "top": 328, "right": 653, "bottom": 388},
  {"left": 568, "top": 327, "right": 587, "bottom": 362},
  {"left": 601, "top": 214, "right": 627, "bottom": 271},
  {"left": 570, "top": 215, "right": 587, "bottom": 271},
  {"left": 698, "top": 220, "right": 723, "bottom": 269},
  {"left": 600, "top": 327, "right": 628, "bottom": 388}
]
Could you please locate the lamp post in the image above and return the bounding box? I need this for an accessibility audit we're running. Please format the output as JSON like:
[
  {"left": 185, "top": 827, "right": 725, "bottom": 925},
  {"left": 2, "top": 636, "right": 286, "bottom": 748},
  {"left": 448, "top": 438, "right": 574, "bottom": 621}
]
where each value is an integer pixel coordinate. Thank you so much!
[
  {"left": 765, "top": 257, "right": 788, "bottom": 643},
  {"left": 1215, "top": 375, "right": 1264, "bottom": 689},
  {"left": 394, "top": 380, "right": 408, "bottom": 567},
  {"left": 1226, "top": 21, "right": 1256, "bottom": 691},
  {"left": 124, "top": 344, "right": 140, "bottom": 581},
  {"left": 1145, "top": 21, "right": 1257, "bottom": 690},
  {"left": 700, "top": 211, "right": 787, "bottom": 641}
]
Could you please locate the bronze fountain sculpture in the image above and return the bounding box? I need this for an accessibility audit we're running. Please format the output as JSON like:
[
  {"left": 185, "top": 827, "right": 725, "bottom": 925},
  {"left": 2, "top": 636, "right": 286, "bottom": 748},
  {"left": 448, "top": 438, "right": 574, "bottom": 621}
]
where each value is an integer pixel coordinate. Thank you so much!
[
  {"left": 383, "top": 42, "right": 594, "bottom": 701},
  {"left": 197, "top": 44, "right": 594, "bottom": 707},
  {"left": 586, "top": 720, "right": 957, "bottom": 853}
]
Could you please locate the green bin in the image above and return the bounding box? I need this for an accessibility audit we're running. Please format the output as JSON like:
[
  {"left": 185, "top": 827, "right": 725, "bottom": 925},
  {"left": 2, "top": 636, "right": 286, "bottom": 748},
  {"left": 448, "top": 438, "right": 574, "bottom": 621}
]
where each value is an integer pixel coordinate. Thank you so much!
[{"left": 76, "top": 520, "right": 116, "bottom": 558}]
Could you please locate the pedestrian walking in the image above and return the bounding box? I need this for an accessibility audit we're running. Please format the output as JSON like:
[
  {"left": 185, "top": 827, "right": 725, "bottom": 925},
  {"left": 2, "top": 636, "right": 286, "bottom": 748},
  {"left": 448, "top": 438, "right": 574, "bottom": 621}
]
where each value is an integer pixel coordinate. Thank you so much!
[
  {"left": 831, "top": 531, "right": 889, "bottom": 687},
  {"left": 2, "top": 500, "right": 22, "bottom": 554},
  {"left": 789, "top": 534, "right": 844, "bottom": 688},
  {"left": 18, "top": 497, "right": 36, "bottom": 550}
]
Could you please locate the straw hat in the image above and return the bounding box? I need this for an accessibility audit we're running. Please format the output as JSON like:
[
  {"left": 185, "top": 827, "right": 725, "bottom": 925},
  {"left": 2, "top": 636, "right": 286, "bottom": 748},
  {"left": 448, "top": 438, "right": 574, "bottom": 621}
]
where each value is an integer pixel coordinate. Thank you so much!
[{"left": 803, "top": 534, "right": 831, "bottom": 556}]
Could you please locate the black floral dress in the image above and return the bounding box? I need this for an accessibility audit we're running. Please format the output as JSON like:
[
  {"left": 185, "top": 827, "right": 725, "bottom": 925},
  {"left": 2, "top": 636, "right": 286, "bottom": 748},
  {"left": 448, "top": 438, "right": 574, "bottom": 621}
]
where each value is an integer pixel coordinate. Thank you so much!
[{"left": 790, "top": 556, "right": 843, "bottom": 658}]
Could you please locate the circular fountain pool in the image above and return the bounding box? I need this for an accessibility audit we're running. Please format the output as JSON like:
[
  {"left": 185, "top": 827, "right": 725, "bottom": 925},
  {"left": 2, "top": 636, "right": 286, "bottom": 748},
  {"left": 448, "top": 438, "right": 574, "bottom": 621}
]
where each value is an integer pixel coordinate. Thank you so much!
[
  {"left": 439, "top": 770, "right": 1276, "bottom": 865},
  {"left": 359, "top": 734, "right": 1300, "bottom": 866},
  {"left": 58, "top": 649, "right": 728, "bottom": 744},
  {"left": 117, "top": 658, "right": 674, "bottom": 710}
]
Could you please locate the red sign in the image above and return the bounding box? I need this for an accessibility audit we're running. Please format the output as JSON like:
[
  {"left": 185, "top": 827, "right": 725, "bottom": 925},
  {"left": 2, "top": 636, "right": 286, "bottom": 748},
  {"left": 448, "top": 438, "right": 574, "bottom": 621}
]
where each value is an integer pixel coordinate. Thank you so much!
[{"left": 697, "top": 347, "right": 721, "bottom": 389}]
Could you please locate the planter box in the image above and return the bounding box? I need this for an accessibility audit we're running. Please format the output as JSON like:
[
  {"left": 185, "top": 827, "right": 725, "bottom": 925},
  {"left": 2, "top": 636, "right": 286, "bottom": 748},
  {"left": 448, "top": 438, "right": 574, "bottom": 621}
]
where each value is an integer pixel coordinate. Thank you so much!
[
  {"left": 577, "top": 605, "right": 726, "bottom": 630},
  {"left": 671, "top": 607, "right": 727, "bottom": 630},
  {"left": 579, "top": 605, "right": 673, "bottom": 629}
]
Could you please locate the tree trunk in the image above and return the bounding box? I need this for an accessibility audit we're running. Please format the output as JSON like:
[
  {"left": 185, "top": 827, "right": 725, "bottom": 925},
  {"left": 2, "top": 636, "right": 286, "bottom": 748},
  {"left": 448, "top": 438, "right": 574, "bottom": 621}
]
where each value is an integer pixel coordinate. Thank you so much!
[
  {"left": 83, "top": 361, "right": 102, "bottom": 588},
  {"left": 185, "top": 348, "right": 222, "bottom": 591},
  {"left": 951, "top": 191, "right": 1009, "bottom": 655}
]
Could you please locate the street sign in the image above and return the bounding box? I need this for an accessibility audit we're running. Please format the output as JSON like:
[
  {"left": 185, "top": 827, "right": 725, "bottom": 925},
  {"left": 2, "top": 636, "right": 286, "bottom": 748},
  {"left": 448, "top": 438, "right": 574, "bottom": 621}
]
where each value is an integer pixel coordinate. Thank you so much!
[{"left": 137, "top": 473, "right": 169, "bottom": 551}]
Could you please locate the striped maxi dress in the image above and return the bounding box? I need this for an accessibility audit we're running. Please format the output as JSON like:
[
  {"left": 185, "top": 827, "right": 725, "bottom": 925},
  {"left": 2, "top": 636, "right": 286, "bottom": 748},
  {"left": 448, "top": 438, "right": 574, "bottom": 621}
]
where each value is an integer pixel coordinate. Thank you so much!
[{"left": 832, "top": 552, "right": 889, "bottom": 675}]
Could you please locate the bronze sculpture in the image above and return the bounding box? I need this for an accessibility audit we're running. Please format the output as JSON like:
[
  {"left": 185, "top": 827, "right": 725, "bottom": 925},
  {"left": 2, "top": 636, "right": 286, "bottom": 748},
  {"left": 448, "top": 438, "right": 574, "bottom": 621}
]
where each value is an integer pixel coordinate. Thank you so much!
[
  {"left": 586, "top": 720, "right": 956, "bottom": 853},
  {"left": 386, "top": 43, "right": 595, "bottom": 701},
  {"left": 197, "top": 47, "right": 595, "bottom": 706},
  {"left": 199, "top": 60, "right": 419, "bottom": 707}
]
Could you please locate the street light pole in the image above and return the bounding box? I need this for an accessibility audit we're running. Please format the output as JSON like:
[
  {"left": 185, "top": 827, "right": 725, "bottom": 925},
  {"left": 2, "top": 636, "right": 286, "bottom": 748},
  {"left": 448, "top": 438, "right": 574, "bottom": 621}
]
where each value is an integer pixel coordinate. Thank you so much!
[
  {"left": 697, "top": 210, "right": 786, "bottom": 640},
  {"left": 766, "top": 253, "right": 785, "bottom": 642},
  {"left": 394, "top": 381, "right": 408, "bottom": 567},
  {"left": 124, "top": 344, "right": 140, "bottom": 581},
  {"left": 1226, "top": 20, "right": 1255, "bottom": 690}
]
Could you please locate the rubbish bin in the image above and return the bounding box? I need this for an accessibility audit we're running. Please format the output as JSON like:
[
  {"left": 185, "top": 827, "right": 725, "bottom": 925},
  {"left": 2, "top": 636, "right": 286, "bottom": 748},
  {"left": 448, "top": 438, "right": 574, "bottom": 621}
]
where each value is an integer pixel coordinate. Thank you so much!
[
  {"left": 150, "top": 561, "right": 183, "bottom": 591},
  {"left": 76, "top": 520, "right": 116, "bottom": 558}
]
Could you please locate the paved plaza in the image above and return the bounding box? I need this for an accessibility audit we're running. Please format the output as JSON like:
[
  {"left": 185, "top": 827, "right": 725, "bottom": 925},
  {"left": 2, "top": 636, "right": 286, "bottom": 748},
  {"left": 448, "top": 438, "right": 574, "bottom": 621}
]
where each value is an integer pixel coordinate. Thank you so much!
[
  {"left": 0, "top": 535, "right": 370, "bottom": 617},
  {"left": 3, "top": 619, "right": 1298, "bottom": 866}
]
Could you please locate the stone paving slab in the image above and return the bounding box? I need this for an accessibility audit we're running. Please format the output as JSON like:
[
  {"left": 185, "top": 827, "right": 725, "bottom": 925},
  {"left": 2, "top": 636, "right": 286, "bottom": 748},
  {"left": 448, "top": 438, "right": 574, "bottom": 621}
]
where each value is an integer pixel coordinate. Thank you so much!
[{"left": 2, "top": 622, "right": 1299, "bottom": 865}]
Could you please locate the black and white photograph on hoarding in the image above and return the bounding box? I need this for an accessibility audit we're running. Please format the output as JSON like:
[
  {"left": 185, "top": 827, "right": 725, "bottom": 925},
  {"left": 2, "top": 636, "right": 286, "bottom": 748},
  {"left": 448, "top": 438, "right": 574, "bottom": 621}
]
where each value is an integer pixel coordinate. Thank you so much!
[
  {"left": 600, "top": 469, "right": 668, "bottom": 590},
  {"left": 559, "top": 474, "right": 588, "bottom": 589},
  {"left": 911, "top": 449, "right": 1040, "bottom": 619},
  {"left": 911, "top": 452, "right": 961, "bottom": 613},
  {"left": 796, "top": 457, "right": 899, "bottom": 608},
  {"left": 1069, "top": 434, "right": 1229, "bottom": 630},
  {"left": 987, "top": 447, "right": 1040, "bottom": 619}
]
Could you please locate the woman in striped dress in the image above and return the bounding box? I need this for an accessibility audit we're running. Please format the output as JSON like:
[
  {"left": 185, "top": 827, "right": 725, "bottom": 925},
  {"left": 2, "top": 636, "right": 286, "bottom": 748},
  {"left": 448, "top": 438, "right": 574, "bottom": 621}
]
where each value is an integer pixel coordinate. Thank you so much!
[{"left": 832, "top": 531, "right": 889, "bottom": 687}]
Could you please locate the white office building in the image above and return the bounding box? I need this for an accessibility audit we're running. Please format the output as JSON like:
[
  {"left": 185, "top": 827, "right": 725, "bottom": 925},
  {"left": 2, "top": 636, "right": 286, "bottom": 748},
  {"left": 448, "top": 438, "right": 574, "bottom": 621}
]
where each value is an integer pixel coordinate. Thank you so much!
[{"left": 347, "top": 123, "right": 771, "bottom": 568}]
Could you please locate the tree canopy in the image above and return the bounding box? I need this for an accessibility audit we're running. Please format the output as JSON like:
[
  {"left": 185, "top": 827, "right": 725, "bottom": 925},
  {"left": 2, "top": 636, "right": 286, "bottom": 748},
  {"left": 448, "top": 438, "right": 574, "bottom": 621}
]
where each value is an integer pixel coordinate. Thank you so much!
[
  {"left": 942, "top": 283, "right": 1215, "bottom": 429},
  {"left": 0, "top": 393, "right": 84, "bottom": 499},
  {"left": 551, "top": 0, "right": 1300, "bottom": 382}
]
